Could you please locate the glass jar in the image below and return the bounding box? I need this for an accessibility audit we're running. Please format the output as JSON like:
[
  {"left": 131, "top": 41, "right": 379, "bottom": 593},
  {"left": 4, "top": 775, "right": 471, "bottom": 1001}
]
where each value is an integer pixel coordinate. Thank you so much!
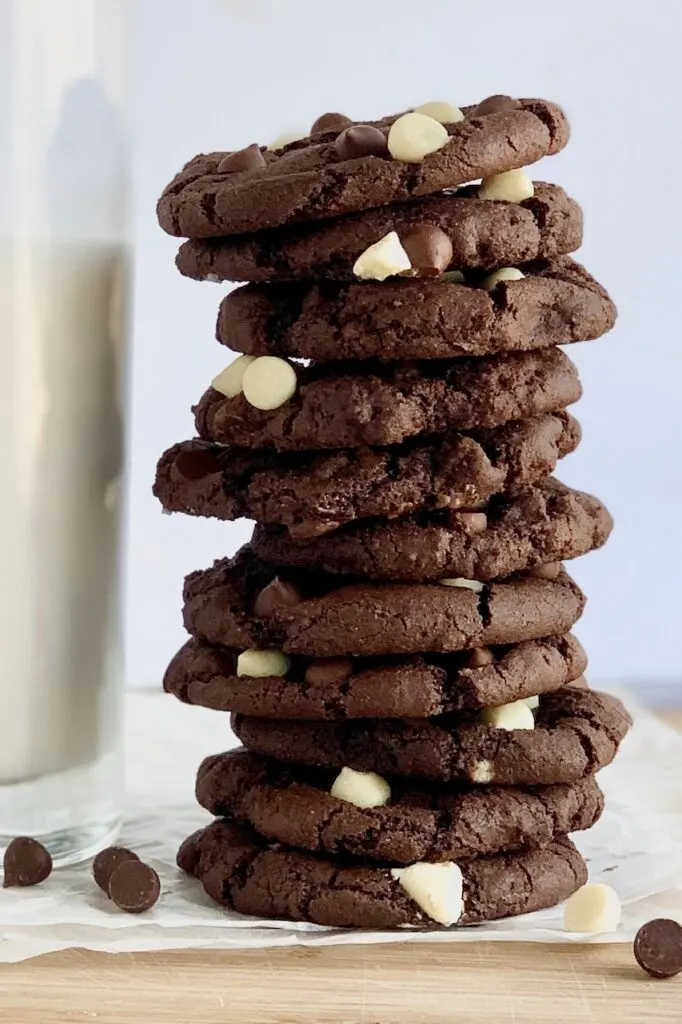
[{"left": 0, "top": 0, "right": 130, "bottom": 864}]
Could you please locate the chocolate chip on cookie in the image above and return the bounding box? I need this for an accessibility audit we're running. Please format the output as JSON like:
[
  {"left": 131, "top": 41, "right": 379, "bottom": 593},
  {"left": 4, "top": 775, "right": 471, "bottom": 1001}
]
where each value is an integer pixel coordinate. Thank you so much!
[{"left": 164, "top": 634, "right": 587, "bottom": 719}]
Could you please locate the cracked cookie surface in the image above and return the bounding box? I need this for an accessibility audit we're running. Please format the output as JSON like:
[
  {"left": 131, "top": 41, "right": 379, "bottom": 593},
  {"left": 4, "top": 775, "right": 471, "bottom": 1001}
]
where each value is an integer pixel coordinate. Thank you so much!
[
  {"left": 164, "top": 634, "right": 587, "bottom": 719},
  {"left": 177, "top": 183, "right": 582, "bottom": 282},
  {"left": 250, "top": 479, "right": 613, "bottom": 581},
  {"left": 153, "top": 413, "right": 580, "bottom": 533},
  {"left": 195, "top": 749, "right": 603, "bottom": 863},
  {"left": 158, "top": 99, "right": 570, "bottom": 237},
  {"left": 181, "top": 546, "right": 586, "bottom": 657},
  {"left": 178, "top": 820, "right": 586, "bottom": 928},
  {"left": 213, "top": 258, "right": 615, "bottom": 362},
  {"left": 195, "top": 349, "right": 581, "bottom": 451},
  {"left": 232, "top": 688, "right": 631, "bottom": 786}
]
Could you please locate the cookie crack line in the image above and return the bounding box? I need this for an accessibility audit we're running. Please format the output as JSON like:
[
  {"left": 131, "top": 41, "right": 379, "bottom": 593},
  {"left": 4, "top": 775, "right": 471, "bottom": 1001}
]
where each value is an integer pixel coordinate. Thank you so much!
[{"left": 231, "top": 690, "right": 629, "bottom": 787}]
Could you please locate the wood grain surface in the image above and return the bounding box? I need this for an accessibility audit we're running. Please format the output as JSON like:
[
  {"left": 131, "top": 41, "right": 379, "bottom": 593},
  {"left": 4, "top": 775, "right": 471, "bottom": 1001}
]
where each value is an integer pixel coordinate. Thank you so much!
[{"left": 1, "top": 711, "right": 680, "bottom": 1024}]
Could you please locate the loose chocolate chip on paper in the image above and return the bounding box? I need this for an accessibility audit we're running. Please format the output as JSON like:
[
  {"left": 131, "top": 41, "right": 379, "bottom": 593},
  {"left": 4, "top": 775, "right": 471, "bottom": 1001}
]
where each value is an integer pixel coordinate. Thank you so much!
[
  {"left": 401, "top": 225, "right": 454, "bottom": 277},
  {"left": 254, "top": 578, "right": 303, "bottom": 617},
  {"left": 334, "top": 124, "right": 388, "bottom": 160},
  {"left": 108, "top": 860, "right": 161, "bottom": 914},
  {"left": 92, "top": 846, "right": 140, "bottom": 895},
  {"left": 3, "top": 837, "right": 53, "bottom": 887},
  {"left": 634, "top": 919, "right": 682, "bottom": 979},
  {"left": 218, "top": 144, "right": 266, "bottom": 174},
  {"left": 474, "top": 94, "right": 521, "bottom": 116},
  {"left": 312, "top": 112, "right": 352, "bottom": 134}
]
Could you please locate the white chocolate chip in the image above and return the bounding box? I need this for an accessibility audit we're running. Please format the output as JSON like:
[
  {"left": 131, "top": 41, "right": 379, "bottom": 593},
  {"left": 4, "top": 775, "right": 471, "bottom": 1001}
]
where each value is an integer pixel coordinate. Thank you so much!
[
  {"left": 267, "top": 130, "right": 306, "bottom": 152},
  {"left": 204, "top": 272, "right": 221, "bottom": 283},
  {"left": 211, "top": 354, "right": 257, "bottom": 398},
  {"left": 482, "top": 267, "right": 525, "bottom": 291},
  {"left": 391, "top": 862, "right": 464, "bottom": 926},
  {"left": 236, "top": 649, "right": 291, "bottom": 678},
  {"left": 330, "top": 767, "right": 391, "bottom": 809},
  {"left": 441, "top": 270, "right": 465, "bottom": 283},
  {"left": 563, "top": 883, "right": 622, "bottom": 934},
  {"left": 478, "top": 168, "right": 535, "bottom": 203},
  {"left": 352, "top": 231, "right": 412, "bottom": 281},
  {"left": 437, "top": 578, "right": 484, "bottom": 592},
  {"left": 481, "top": 700, "right": 535, "bottom": 731},
  {"left": 471, "top": 760, "right": 494, "bottom": 784},
  {"left": 414, "top": 101, "right": 464, "bottom": 124},
  {"left": 241, "top": 355, "right": 297, "bottom": 411},
  {"left": 523, "top": 695, "right": 540, "bottom": 710},
  {"left": 387, "top": 112, "right": 449, "bottom": 163}
]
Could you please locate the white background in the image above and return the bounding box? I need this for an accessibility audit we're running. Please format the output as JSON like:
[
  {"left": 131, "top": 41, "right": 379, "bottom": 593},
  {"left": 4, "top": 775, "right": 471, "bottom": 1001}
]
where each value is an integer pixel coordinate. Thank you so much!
[{"left": 125, "top": 0, "right": 682, "bottom": 702}]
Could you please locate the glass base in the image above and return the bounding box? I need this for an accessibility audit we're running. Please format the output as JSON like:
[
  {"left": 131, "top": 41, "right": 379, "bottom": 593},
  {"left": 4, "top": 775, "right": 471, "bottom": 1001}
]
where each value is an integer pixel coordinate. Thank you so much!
[
  {"left": 0, "top": 749, "right": 123, "bottom": 867},
  {"left": 0, "top": 818, "right": 122, "bottom": 868}
]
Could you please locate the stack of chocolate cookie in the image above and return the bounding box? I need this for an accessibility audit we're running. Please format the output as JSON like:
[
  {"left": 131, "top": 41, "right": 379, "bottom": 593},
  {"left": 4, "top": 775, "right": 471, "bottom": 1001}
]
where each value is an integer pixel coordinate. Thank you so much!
[{"left": 155, "top": 95, "right": 631, "bottom": 929}]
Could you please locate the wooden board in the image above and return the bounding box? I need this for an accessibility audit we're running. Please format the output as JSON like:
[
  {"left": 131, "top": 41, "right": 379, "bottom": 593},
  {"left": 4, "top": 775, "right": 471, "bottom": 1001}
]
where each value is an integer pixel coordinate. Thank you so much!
[
  {"left": 1, "top": 711, "right": 680, "bottom": 1023},
  {"left": 2, "top": 942, "right": 681, "bottom": 1023}
]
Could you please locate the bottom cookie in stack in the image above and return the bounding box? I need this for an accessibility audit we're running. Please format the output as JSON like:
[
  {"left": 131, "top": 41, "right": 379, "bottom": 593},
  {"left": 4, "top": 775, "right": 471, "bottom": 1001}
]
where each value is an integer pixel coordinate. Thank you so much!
[
  {"left": 179, "top": 819, "right": 588, "bottom": 929},
  {"left": 176, "top": 675, "right": 629, "bottom": 927}
]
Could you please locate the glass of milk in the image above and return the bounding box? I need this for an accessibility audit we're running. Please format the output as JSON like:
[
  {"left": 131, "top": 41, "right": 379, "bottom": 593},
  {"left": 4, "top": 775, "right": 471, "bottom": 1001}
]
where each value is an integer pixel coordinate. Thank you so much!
[{"left": 0, "top": 0, "right": 129, "bottom": 864}]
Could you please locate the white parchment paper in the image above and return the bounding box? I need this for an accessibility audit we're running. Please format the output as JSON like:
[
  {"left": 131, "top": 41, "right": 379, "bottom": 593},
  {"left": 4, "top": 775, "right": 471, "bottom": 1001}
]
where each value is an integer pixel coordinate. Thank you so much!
[{"left": 1, "top": 689, "right": 681, "bottom": 962}]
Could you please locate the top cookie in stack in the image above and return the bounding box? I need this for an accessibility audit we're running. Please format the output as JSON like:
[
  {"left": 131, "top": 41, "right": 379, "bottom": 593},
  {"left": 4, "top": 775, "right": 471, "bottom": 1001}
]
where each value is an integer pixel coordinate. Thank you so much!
[{"left": 155, "top": 94, "right": 628, "bottom": 931}]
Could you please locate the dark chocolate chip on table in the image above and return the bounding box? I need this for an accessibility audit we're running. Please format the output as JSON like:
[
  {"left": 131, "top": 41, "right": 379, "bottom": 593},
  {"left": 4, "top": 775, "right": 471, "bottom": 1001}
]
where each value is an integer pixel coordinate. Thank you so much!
[
  {"left": 92, "top": 846, "right": 140, "bottom": 894},
  {"left": 108, "top": 860, "right": 161, "bottom": 914},
  {"left": 634, "top": 918, "right": 682, "bottom": 979},
  {"left": 3, "top": 836, "right": 53, "bottom": 887}
]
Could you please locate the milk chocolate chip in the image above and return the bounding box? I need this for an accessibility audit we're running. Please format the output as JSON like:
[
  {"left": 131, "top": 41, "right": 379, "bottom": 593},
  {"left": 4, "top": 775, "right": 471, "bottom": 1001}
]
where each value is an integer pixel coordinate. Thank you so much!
[
  {"left": 334, "top": 125, "right": 388, "bottom": 160},
  {"left": 401, "top": 225, "right": 453, "bottom": 277},
  {"left": 312, "top": 112, "right": 352, "bottom": 134},
  {"left": 254, "top": 578, "right": 303, "bottom": 617},
  {"left": 474, "top": 94, "right": 521, "bottom": 116},
  {"left": 218, "top": 144, "right": 266, "bottom": 174},
  {"left": 172, "top": 448, "right": 221, "bottom": 482}
]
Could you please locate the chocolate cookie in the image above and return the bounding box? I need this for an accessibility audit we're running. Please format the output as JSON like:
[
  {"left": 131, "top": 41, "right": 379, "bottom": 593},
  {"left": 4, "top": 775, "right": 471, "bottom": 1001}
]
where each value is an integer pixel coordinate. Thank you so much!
[
  {"left": 214, "top": 258, "right": 615, "bottom": 364},
  {"left": 176, "top": 183, "right": 582, "bottom": 283},
  {"left": 164, "top": 633, "right": 587, "bottom": 719},
  {"left": 182, "top": 546, "right": 586, "bottom": 656},
  {"left": 158, "top": 99, "right": 569, "bottom": 237},
  {"left": 251, "top": 480, "right": 612, "bottom": 581},
  {"left": 195, "top": 749, "right": 603, "bottom": 863},
  {"left": 154, "top": 413, "right": 581, "bottom": 534},
  {"left": 233, "top": 688, "right": 631, "bottom": 786},
  {"left": 195, "top": 349, "right": 581, "bottom": 451},
  {"left": 178, "top": 819, "right": 586, "bottom": 928}
]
